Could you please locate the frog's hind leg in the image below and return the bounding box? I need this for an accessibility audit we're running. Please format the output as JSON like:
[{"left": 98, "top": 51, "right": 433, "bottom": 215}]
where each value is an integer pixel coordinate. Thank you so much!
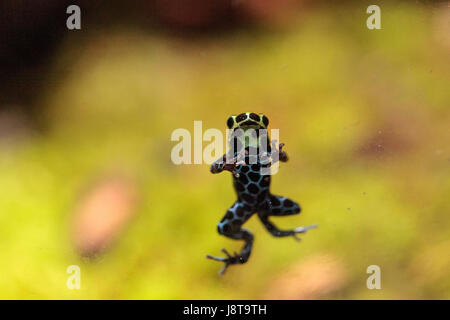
[
  {"left": 258, "top": 195, "right": 317, "bottom": 241},
  {"left": 206, "top": 229, "right": 253, "bottom": 275},
  {"left": 206, "top": 202, "right": 254, "bottom": 275}
]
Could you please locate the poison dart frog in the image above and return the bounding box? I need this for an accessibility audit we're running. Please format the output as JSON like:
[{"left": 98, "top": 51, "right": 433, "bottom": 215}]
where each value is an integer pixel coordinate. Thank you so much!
[{"left": 207, "top": 112, "right": 317, "bottom": 275}]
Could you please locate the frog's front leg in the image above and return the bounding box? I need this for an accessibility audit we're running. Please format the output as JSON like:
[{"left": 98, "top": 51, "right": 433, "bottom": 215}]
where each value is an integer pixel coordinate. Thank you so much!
[
  {"left": 206, "top": 202, "right": 254, "bottom": 275},
  {"left": 210, "top": 152, "right": 245, "bottom": 178}
]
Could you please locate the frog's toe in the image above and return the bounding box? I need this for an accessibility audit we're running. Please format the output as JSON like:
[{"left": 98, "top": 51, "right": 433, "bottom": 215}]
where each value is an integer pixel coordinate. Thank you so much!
[
  {"left": 293, "top": 224, "right": 318, "bottom": 234},
  {"left": 206, "top": 254, "right": 227, "bottom": 262}
]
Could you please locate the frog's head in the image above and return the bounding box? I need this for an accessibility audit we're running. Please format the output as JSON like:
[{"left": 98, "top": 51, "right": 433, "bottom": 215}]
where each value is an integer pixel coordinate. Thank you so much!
[{"left": 226, "top": 112, "right": 269, "bottom": 131}]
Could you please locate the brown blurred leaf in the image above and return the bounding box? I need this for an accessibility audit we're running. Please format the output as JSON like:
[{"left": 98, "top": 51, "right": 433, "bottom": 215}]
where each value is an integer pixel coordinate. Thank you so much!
[
  {"left": 236, "top": 0, "right": 309, "bottom": 25},
  {"left": 71, "top": 175, "right": 139, "bottom": 257},
  {"left": 264, "top": 254, "right": 348, "bottom": 299}
]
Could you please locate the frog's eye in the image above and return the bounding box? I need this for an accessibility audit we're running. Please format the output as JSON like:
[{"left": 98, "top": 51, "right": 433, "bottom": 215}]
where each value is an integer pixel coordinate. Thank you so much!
[
  {"left": 226, "top": 116, "right": 234, "bottom": 129},
  {"left": 261, "top": 114, "right": 269, "bottom": 127}
]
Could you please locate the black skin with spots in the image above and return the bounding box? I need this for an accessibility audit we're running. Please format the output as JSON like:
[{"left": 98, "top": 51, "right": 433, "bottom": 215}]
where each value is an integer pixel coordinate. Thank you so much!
[{"left": 207, "top": 113, "right": 317, "bottom": 275}]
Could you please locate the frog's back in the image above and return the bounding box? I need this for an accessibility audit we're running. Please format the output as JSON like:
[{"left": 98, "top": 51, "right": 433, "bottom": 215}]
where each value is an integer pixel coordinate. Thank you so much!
[{"left": 232, "top": 152, "right": 271, "bottom": 211}]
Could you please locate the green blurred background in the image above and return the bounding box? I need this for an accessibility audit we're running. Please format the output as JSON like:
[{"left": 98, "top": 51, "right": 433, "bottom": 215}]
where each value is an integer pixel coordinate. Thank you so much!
[{"left": 0, "top": 0, "right": 449, "bottom": 299}]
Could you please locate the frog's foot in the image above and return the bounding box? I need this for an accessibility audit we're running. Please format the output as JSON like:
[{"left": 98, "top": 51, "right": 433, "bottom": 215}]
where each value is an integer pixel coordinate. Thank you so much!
[
  {"left": 274, "top": 141, "right": 288, "bottom": 162},
  {"left": 268, "top": 140, "right": 288, "bottom": 163},
  {"left": 292, "top": 224, "right": 318, "bottom": 241},
  {"left": 278, "top": 143, "right": 288, "bottom": 162},
  {"left": 206, "top": 248, "right": 243, "bottom": 275}
]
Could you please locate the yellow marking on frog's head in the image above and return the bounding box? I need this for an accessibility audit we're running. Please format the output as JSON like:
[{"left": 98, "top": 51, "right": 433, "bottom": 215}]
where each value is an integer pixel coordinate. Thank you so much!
[{"left": 226, "top": 112, "right": 269, "bottom": 130}]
